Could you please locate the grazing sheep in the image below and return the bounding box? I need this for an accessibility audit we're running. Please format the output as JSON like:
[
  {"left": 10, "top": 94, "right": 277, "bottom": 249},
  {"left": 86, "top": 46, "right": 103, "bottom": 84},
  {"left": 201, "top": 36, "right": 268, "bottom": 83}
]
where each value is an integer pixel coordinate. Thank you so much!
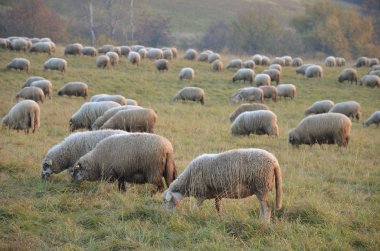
[
  {"left": 370, "top": 65, "right": 380, "bottom": 72},
  {"left": 291, "top": 57, "right": 303, "bottom": 67},
  {"left": 64, "top": 43, "right": 83, "bottom": 56},
  {"left": 128, "top": 51, "right": 141, "bottom": 65},
  {"left": 243, "top": 60, "right": 255, "bottom": 69},
  {"left": 337, "top": 68, "right": 358, "bottom": 84},
  {"left": 324, "top": 56, "right": 336, "bottom": 67},
  {"left": 262, "top": 69, "right": 281, "bottom": 85},
  {"left": 208, "top": 53, "right": 221, "bottom": 64},
  {"left": 172, "top": 87, "right": 205, "bottom": 105},
  {"left": 130, "top": 45, "right": 144, "bottom": 52},
  {"left": 272, "top": 57, "right": 285, "bottom": 66},
  {"left": 261, "top": 56, "right": 271, "bottom": 66},
  {"left": 6, "top": 58, "right": 30, "bottom": 72},
  {"left": 126, "top": 99, "right": 138, "bottom": 106},
  {"left": 91, "top": 105, "right": 142, "bottom": 130},
  {"left": 282, "top": 56, "right": 293, "bottom": 66},
  {"left": 43, "top": 58, "right": 67, "bottom": 73},
  {"left": 369, "top": 70, "right": 380, "bottom": 77},
  {"left": 100, "top": 108, "right": 157, "bottom": 133},
  {"left": 155, "top": 59, "right": 169, "bottom": 72},
  {"left": 269, "top": 64, "right": 282, "bottom": 73},
  {"left": 369, "top": 58, "right": 379, "bottom": 67},
  {"left": 226, "top": 59, "right": 243, "bottom": 69},
  {"left": 82, "top": 46, "right": 97, "bottom": 57},
  {"left": 231, "top": 87, "right": 264, "bottom": 104},
  {"left": 305, "top": 100, "right": 334, "bottom": 115},
  {"left": 170, "top": 47, "right": 178, "bottom": 59},
  {"left": 15, "top": 87, "right": 45, "bottom": 103},
  {"left": 111, "top": 46, "right": 122, "bottom": 56},
  {"left": 211, "top": 59, "right": 223, "bottom": 71},
  {"left": 359, "top": 75, "right": 380, "bottom": 88},
  {"left": 98, "top": 44, "right": 114, "bottom": 54},
  {"left": 72, "top": 133, "right": 178, "bottom": 192},
  {"left": 90, "top": 94, "right": 128, "bottom": 105},
  {"left": 305, "top": 65, "right": 323, "bottom": 79},
  {"left": 184, "top": 49, "right": 198, "bottom": 60},
  {"left": 148, "top": 48, "right": 164, "bottom": 60},
  {"left": 229, "top": 103, "right": 270, "bottom": 122},
  {"left": 198, "top": 51, "right": 212, "bottom": 62},
  {"left": 69, "top": 101, "right": 121, "bottom": 132},
  {"left": 363, "top": 111, "right": 380, "bottom": 127},
  {"left": 259, "top": 86, "right": 278, "bottom": 102},
  {"left": 57, "top": 82, "right": 89, "bottom": 100},
  {"left": 288, "top": 113, "right": 351, "bottom": 147},
  {"left": 178, "top": 67, "right": 195, "bottom": 81},
  {"left": 162, "top": 148, "right": 282, "bottom": 223},
  {"left": 28, "top": 79, "right": 53, "bottom": 99},
  {"left": 10, "top": 38, "right": 28, "bottom": 52},
  {"left": 336, "top": 57, "right": 346, "bottom": 67},
  {"left": 22, "top": 76, "right": 45, "bottom": 88},
  {"left": 254, "top": 74, "right": 271, "bottom": 87},
  {"left": 232, "top": 68, "right": 255, "bottom": 83},
  {"left": 41, "top": 130, "right": 129, "bottom": 179},
  {"left": 162, "top": 49, "right": 173, "bottom": 60},
  {"left": 0, "top": 38, "right": 10, "bottom": 49},
  {"left": 277, "top": 84, "right": 296, "bottom": 100},
  {"left": 29, "top": 42, "right": 52, "bottom": 55},
  {"left": 355, "top": 57, "right": 370, "bottom": 67},
  {"left": 138, "top": 48, "right": 147, "bottom": 59},
  {"left": 120, "top": 46, "right": 131, "bottom": 56},
  {"left": 295, "top": 64, "right": 313, "bottom": 75},
  {"left": 252, "top": 54, "right": 263, "bottom": 65},
  {"left": 231, "top": 110, "right": 279, "bottom": 136},
  {"left": 329, "top": 101, "right": 361, "bottom": 121},
  {"left": 106, "top": 51, "right": 119, "bottom": 66},
  {"left": 96, "top": 55, "right": 111, "bottom": 69},
  {"left": 2, "top": 100, "right": 40, "bottom": 133}
]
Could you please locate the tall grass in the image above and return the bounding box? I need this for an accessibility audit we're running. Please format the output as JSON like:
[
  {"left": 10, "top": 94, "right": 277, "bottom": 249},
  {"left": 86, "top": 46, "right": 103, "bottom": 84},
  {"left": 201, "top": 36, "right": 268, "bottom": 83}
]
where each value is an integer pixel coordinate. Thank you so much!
[{"left": 0, "top": 49, "right": 379, "bottom": 250}]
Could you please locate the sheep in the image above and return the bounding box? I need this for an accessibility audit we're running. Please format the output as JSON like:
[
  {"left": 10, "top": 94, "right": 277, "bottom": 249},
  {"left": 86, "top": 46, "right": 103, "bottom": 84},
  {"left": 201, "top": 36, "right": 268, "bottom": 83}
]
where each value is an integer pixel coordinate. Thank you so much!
[
  {"left": 96, "top": 55, "right": 110, "bottom": 69},
  {"left": 43, "top": 58, "right": 67, "bottom": 73},
  {"left": 120, "top": 46, "right": 131, "bottom": 56},
  {"left": 72, "top": 133, "right": 178, "bottom": 192},
  {"left": 305, "top": 65, "right": 323, "bottom": 79},
  {"left": 155, "top": 59, "right": 169, "bottom": 72},
  {"left": 259, "top": 86, "right": 278, "bottom": 102},
  {"left": 231, "top": 110, "right": 279, "bottom": 136},
  {"left": 0, "top": 38, "right": 9, "bottom": 49},
  {"left": 336, "top": 57, "right": 346, "bottom": 67},
  {"left": 371, "top": 64, "right": 380, "bottom": 72},
  {"left": 64, "top": 43, "right": 83, "bottom": 56},
  {"left": 269, "top": 64, "right": 282, "bottom": 73},
  {"left": 243, "top": 60, "right": 255, "bottom": 69},
  {"left": 232, "top": 68, "right": 255, "bottom": 83},
  {"left": 148, "top": 48, "right": 164, "bottom": 60},
  {"left": 90, "top": 94, "right": 128, "bottom": 105},
  {"left": 22, "top": 76, "right": 45, "bottom": 88},
  {"left": 162, "top": 148, "right": 282, "bottom": 223},
  {"left": 261, "top": 56, "right": 271, "bottom": 66},
  {"left": 355, "top": 57, "right": 370, "bottom": 67},
  {"left": 100, "top": 108, "right": 157, "bottom": 133},
  {"left": 10, "top": 38, "right": 28, "bottom": 52},
  {"left": 337, "top": 68, "right": 358, "bottom": 84},
  {"left": 282, "top": 56, "right": 293, "bottom": 66},
  {"left": 126, "top": 99, "right": 138, "bottom": 106},
  {"left": 41, "top": 130, "right": 129, "bottom": 179},
  {"left": 211, "top": 59, "right": 223, "bottom": 72},
  {"left": 262, "top": 69, "right": 281, "bottom": 85},
  {"left": 184, "top": 49, "right": 198, "bottom": 60},
  {"left": 106, "top": 51, "right": 119, "bottom": 66},
  {"left": 69, "top": 101, "right": 121, "bottom": 132},
  {"left": 272, "top": 57, "right": 285, "bottom": 66},
  {"left": 15, "top": 87, "right": 45, "bottom": 103},
  {"left": 329, "top": 101, "right": 361, "bottom": 121},
  {"left": 111, "top": 46, "right": 122, "bottom": 56},
  {"left": 57, "top": 82, "right": 89, "bottom": 100},
  {"left": 369, "top": 70, "right": 380, "bottom": 77},
  {"left": 254, "top": 74, "right": 271, "bottom": 87},
  {"left": 295, "top": 64, "right": 313, "bottom": 75},
  {"left": 29, "top": 42, "right": 52, "bottom": 55},
  {"left": 6, "top": 58, "right": 30, "bottom": 72},
  {"left": 128, "top": 51, "right": 141, "bottom": 65},
  {"left": 92, "top": 105, "right": 142, "bottom": 130},
  {"left": 305, "top": 100, "right": 334, "bottom": 115},
  {"left": 226, "top": 59, "right": 243, "bottom": 69},
  {"left": 208, "top": 53, "right": 221, "bottom": 64},
  {"left": 231, "top": 87, "right": 264, "bottom": 104},
  {"left": 363, "top": 111, "right": 380, "bottom": 127},
  {"left": 277, "top": 84, "right": 296, "bottom": 100},
  {"left": 198, "top": 51, "right": 212, "bottom": 62},
  {"left": 252, "top": 54, "right": 263, "bottom": 65},
  {"left": 82, "top": 46, "right": 97, "bottom": 57},
  {"left": 98, "top": 44, "right": 114, "bottom": 54},
  {"left": 2, "top": 100, "right": 40, "bottom": 134},
  {"left": 28, "top": 79, "right": 53, "bottom": 99},
  {"left": 229, "top": 103, "right": 270, "bottom": 122},
  {"left": 178, "top": 67, "right": 195, "bottom": 81},
  {"left": 170, "top": 47, "right": 178, "bottom": 59},
  {"left": 138, "top": 48, "right": 147, "bottom": 59},
  {"left": 172, "top": 87, "right": 205, "bottom": 105},
  {"left": 40, "top": 37, "right": 52, "bottom": 43},
  {"left": 359, "top": 75, "right": 380, "bottom": 88},
  {"left": 369, "top": 58, "right": 379, "bottom": 67},
  {"left": 324, "top": 56, "right": 336, "bottom": 67},
  {"left": 288, "top": 113, "right": 351, "bottom": 147},
  {"left": 291, "top": 57, "right": 303, "bottom": 67},
  {"left": 162, "top": 49, "right": 173, "bottom": 60}
]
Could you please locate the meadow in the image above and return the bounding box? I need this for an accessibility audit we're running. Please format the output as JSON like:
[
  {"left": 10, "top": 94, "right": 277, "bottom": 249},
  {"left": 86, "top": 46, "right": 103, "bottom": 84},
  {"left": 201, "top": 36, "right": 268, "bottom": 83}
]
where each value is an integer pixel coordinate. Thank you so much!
[{"left": 0, "top": 48, "right": 379, "bottom": 250}]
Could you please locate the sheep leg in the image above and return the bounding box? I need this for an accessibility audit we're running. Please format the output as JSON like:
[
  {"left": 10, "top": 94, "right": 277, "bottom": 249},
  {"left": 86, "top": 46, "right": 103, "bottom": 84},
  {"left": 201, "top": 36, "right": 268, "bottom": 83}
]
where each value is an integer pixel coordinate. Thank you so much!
[
  {"left": 118, "top": 179, "right": 126, "bottom": 192},
  {"left": 258, "top": 199, "right": 271, "bottom": 224},
  {"left": 215, "top": 197, "right": 222, "bottom": 217}
]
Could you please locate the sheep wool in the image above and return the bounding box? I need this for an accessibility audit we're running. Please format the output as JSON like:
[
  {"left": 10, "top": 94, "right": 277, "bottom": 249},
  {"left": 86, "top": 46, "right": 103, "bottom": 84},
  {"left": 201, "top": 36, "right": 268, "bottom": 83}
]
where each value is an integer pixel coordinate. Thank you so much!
[
  {"left": 363, "top": 111, "right": 380, "bottom": 127},
  {"left": 359, "top": 75, "right": 380, "bottom": 88},
  {"left": 22, "top": 76, "right": 45, "bottom": 88},
  {"left": 6, "top": 58, "right": 30, "bottom": 72},
  {"left": 329, "top": 101, "right": 361, "bottom": 121},
  {"left": 262, "top": 69, "right": 281, "bottom": 85},
  {"left": 231, "top": 110, "right": 279, "bottom": 136},
  {"left": 229, "top": 103, "right": 270, "bottom": 122},
  {"left": 305, "top": 100, "right": 334, "bottom": 115},
  {"left": 254, "top": 73, "right": 271, "bottom": 87},
  {"left": 58, "top": 82, "right": 88, "bottom": 100},
  {"left": 277, "top": 84, "right": 296, "bottom": 100},
  {"left": 172, "top": 87, "right": 205, "bottom": 105},
  {"left": 43, "top": 58, "right": 67, "bottom": 73},
  {"left": 226, "top": 59, "right": 242, "bottom": 69},
  {"left": 178, "top": 67, "right": 195, "bottom": 81},
  {"left": 128, "top": 51, "right": 141, "bottom": 65},
  {"left": 231, "top": 87, "right": 264, "bottom": 104},
  {"left": 2, "top": 100, "right": 40, "bottom": 134},
  {"left": 92, "top": 105, "right": 142, "bottom": 130},
  {"left": 15, "top": 86, "right": 45, "bottom": 103},
  {"left": 338, "top": 68, "right": 358, "bottom": 84},
  {"left": 96, "top": 55, "right": 110, "bottom": 69},
  {"left": 29, "top": 79, "right": 53, "bottom": 99},
  {"left": 232, "top": 68, "right": 255, "bottom": 83},
  {"left": 259, "top": 86, "right": 278, "bottom": 102},
  {"left": 90, "top": 94, "right": 128, "bottom": 105}
]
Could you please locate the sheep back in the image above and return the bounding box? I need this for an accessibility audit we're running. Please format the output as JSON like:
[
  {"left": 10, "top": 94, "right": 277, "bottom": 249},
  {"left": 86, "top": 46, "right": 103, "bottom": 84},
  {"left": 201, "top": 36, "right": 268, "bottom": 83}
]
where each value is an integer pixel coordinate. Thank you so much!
[
  {"left": 173, "top": 87, "right": 205, "bottom": 105},
  {"left": 305, "top": 100, "right": 334, "bottom": 115},
  {"left": 92, "top": 105, "right": 142, "bottom": 130},
  {"left": 231, "top": 110, "right": 279, "bottom": 136},
  {"left": 58, "top": 82, "right": 88, "bottom": 99},
  {"left": 329, "top": 101, "right": 361, "bottom": 121},
  {"left": 363, "top": 111, "right": 380, "bottom": 127},
  {"left": 229, "top": 103, "right": 270, "bottom": 122},
  {"left": 2, "top": 100, "right": 40, "bottom": 133},
  {"left": 15, "top": 86, "right": 45, "bottom": 103}
]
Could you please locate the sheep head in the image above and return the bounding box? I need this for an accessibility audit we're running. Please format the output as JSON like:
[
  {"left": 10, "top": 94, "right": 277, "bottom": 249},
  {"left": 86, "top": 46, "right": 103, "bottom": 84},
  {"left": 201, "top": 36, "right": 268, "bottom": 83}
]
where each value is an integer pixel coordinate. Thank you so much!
[{"left": 162, "top": 190, "right": 183, "bottom": 211}]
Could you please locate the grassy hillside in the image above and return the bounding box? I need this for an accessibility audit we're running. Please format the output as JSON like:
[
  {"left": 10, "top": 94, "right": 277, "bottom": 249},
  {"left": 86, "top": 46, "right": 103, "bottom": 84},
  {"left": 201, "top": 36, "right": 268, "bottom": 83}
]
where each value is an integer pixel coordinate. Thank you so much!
[{"left": 0, "top": 49, "right": 379, "bottom": 250}]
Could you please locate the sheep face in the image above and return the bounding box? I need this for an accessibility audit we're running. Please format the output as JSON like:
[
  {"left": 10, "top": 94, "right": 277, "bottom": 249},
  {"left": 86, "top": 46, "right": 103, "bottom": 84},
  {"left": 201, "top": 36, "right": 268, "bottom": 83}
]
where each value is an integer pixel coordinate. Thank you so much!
[
  {"left": 231, "top": 94, "right": 242, "bottom": 104},
  {"left": 41, "top": 159, "right": 53, "bottom": 180},
  {"left": 72, "top": 163, "right": 84, "bottom": 182},
  {"left": 162, "top": 190, "right": 183, "bottom": 211},
  {"left": 288, "top": 129, "right": 299, "bottom": 146}
]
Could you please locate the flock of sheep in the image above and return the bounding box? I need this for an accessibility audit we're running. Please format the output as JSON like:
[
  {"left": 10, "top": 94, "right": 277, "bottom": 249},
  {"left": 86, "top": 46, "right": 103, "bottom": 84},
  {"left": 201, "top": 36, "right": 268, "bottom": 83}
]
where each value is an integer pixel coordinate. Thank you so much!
[{"left": 1, "top": 36, "right": 380, "bottom": 223}]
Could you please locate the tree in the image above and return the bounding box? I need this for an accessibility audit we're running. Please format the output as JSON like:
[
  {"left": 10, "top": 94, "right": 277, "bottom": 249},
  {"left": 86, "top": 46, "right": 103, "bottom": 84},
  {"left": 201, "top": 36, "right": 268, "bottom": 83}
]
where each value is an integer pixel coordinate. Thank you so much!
[{"left": 200, "top": 21, "right": 230, "bottom": 52}]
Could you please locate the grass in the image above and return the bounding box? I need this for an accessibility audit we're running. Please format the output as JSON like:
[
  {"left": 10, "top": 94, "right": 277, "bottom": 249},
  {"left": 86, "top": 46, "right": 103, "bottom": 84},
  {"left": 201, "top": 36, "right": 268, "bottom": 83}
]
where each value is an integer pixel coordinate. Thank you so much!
[{"left": 0, "top": 48, "right": 379, "bottom": 250}]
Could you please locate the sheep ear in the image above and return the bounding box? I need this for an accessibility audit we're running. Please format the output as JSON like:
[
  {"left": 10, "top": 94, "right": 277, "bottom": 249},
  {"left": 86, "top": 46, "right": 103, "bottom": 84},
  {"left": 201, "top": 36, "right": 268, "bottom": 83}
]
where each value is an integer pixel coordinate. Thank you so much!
[
  {"left": 47, "top": 159, "right": 53, "bottom": 165},
  {"left": 165, "top": 192, "right": 173, "bottom": 202}
]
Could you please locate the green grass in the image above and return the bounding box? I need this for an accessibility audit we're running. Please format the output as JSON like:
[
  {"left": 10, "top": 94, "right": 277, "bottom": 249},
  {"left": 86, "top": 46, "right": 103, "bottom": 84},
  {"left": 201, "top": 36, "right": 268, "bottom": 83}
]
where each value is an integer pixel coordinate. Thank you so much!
[{"left": 0, "top": 48, "right": 379, "bottom": 250}]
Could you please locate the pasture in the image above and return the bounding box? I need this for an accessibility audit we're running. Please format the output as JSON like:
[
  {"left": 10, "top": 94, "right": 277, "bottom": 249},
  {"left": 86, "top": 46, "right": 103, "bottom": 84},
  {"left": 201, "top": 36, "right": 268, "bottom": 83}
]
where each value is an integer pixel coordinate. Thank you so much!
[{"left": 0, "top": 48, "right": 379, "bottom": 250}]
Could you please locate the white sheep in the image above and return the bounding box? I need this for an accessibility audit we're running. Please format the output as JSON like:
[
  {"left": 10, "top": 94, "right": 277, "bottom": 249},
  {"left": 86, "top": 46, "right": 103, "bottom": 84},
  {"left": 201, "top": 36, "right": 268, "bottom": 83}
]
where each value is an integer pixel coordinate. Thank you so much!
[
  {"left": 2, "top": 100, "right": 40, "bottom": 134},
  {"left": 98, "top": 44, "right": 114, "bottom": 54},
  {"left": 138, "top": 48, "right": 147, "bottom": 59},
  {"left": 170, "top": 47, "right": 178, "bottom": 59},
  {"left": 96, "top": 55, "right": 110, "bottom": 69},
  {"left": 363, "top": 111, "right": 380, "bottom": 127},
  {"left": 6, "top": 58, "right": 30, "bottom": 72},
  {"left": 162, "top": 148, "right": 282, "bottom": 223},
  {"left": 43, "top": 58, "right": 67, "bottom": 73},
  {"left": 226, "top": 59, "right": 242, "bottom": 69},
  {"left": 27, "top": 79, "right": 53, "bottom": 99},
  {"left": 295, "top": 64, "right": 313, "bottom": 75},
  {"left": 147, "top": 48, "right": 163, "bottom": 60},
  {"left": 111, "top": 46, "right": 122, "bottom": 56},
  {"left": 155, "top": 59, "right": 169, "bottom": 72},
  {"left": 184, "top": 49, "right": 198, "bottom": 60},
  {"left": 329, "top": 101, "right": 361, "bottom": 121},
  {"left": 91, "top": 105, "right": 142, "bottom": 130},
  {"left": 211, "top": 59, "right": 223, "bottom": 71},
  {"left": 232, "top": 68, "right": 255, "bottom": 83},
  {"left": 305, "top": 65, "right": 323, "bottom": 79},
  {"left": 90, "top": 94, "right": 128, "bottom": 105},
  {"left": 243, "top": 60, "right": 255, "bottom": 69},
  {"left": 119, "top": 46, "right": 131, "bottom": 56},
  {"left": 69, "top": 101, "right": 121, "bottom": 131},
  {"left": 254, "top": 73, "right": 271, "bottom": 87},
  {"left": 324, "top": 56, "right": 336, "bottom": 67},
  {"left": 10, "top": 38, "right": 28, "bottom": 52},
  {"left": 272, "top": 57, "right": 285, "bottom": 66},
  {"left": 305, "top": 100, "right": 334, "bottom": 115},
  {"left": 369, "top": 58, "right": 379, "bottom": 67},
  {"left": 269, "top": 64, "right": 282, "bottom": 73},
  {"left": 259, "top": 86, "right": 278, "bottom": 102},
  {"left": 252, "top": 54, "right": 263, "bottom": 65},
  {"left": 229, "top": 103, "right": 270, "bottom": 122},
  {"left": 82, "top": 46, "right": 97, "bottom": 57},
  {"left": 15, "top": 86, "right": 45, "bottom": 103},
  {"left": 231, "top": 87, "right": 264, "bottom": 104},
  {"left": 58, "top": 82, "right": 88, "bottom": 100},
  {"left": 128, "top": 51, "right": 141, "bottom": 65},
  {"left": 130, "top": 45, "right": 144, "bottom": 52},
  {"left": 41, "top": 130, "right": 129, "bottom": 179},
  {"left": 22, "top": 76, "right": 46, "bottom": 88},
  {"left": 231, "top": 110, "right": 279, "bottom": 136},
  {"left": 262, "top": 69, "right": 281, "bottom": 85},
  {"left": 29, "top": 42, "right": 52, "bottom": 55},
  {"left": 172, "top": 87, "right": 205, "bottom": 105},
  {"left": 288, "top": 113, "right": 352, "bottom": 147},
  {"left": 208, "top": 53, "right": 221, "bottom": 64},
  {"left": 162, "top": 48, "right": 173, "bottom": 60},
  {"left": 291, "top": 57, "right": 303, "bottom": 67},
  {"left": 277, "top": 84, "right": 296, "bottom": 100},
  {"left": 336, "top": 57, "right": 346, "bottom": 67},
  {"left": 198, "top": 50, "right": 212, "bottom": 62},
  {"left": 359, "top": 75, "right": 380, "bottom": 88},
  {"left": 64, "top": 43, "right": 83, "bottom": 56},
  {"left": 178, "top": 67, "right": 195, "bottom": 81},
  {"left": 281, "top": 56, "right": 293, "bottom": 66},
  {"left": 106, "top": 51, "right": 119, "bottom": 66},
  {"left": 72, "top": 133, "right": 178, "bottom": 191},
  {"left": 337, "top": 68, "right": 358, "bottom": 84},
  {"left": 355, "top": 57, "right": 370, "bottom": 67},
  {"left": 261, "top": 56, "right": 271, "bottom": 66}
]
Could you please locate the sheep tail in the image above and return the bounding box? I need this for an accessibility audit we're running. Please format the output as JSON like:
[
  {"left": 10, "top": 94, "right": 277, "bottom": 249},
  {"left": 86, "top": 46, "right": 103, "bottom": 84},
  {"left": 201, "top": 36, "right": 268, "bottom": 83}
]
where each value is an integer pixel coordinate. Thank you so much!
[{"left": 274, "top": 164, "right": 283, "bottom": 210}]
